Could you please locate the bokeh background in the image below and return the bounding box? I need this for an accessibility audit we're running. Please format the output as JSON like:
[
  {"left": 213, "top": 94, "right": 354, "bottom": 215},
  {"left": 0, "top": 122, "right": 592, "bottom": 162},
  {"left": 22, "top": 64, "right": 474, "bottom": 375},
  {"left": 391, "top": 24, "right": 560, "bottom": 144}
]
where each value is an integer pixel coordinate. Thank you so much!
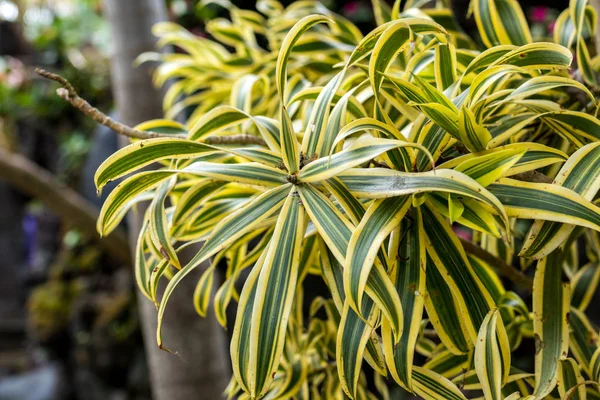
[{"left": 0, "top": 1, "right": 572, "bottom": 399}]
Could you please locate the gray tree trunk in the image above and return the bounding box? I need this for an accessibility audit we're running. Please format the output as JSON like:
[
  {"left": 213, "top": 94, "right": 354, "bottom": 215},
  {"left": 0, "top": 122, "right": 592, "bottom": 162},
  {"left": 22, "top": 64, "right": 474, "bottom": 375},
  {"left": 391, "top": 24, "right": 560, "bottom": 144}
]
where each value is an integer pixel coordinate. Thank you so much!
[{"left": 103, "top": 1, "right": 230, "bottom": 398}]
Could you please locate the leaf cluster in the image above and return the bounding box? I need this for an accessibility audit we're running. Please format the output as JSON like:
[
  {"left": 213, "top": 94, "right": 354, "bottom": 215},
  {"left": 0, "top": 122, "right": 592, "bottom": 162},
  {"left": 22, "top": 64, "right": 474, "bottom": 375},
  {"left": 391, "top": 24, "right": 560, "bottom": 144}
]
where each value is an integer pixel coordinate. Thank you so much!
[{"left": 96, "top": 0, "right": 600, "bottom": 398}]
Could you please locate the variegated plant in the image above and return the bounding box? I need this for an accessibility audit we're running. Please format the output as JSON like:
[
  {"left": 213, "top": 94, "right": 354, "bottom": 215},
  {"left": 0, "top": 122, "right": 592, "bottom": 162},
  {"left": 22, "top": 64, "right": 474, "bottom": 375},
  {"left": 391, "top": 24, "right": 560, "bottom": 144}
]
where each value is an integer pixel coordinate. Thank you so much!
[{"left": 95, "top": 0, "right": 600, "bottom": 398}]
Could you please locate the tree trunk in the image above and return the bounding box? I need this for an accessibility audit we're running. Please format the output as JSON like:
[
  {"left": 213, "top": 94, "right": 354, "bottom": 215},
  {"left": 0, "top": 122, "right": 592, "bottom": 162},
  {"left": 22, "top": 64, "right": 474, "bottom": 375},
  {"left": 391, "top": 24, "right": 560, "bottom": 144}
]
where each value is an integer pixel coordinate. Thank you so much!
[{"left": 103, "top": 1, "right": 230, "bottom": 398}]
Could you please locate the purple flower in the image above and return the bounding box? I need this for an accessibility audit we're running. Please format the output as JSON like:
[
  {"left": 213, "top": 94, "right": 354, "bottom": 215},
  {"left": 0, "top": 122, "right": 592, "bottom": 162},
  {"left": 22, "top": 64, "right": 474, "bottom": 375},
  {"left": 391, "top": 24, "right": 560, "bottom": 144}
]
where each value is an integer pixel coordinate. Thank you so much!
[
  {"left": 453, "top": 226, "right": 472, "bottom": 241},
  {"left": 531, "top": 6, "right": 548, "bottom": 23},
  {"left": 343, "top": 1, "right": 360, "bottom": 16}
]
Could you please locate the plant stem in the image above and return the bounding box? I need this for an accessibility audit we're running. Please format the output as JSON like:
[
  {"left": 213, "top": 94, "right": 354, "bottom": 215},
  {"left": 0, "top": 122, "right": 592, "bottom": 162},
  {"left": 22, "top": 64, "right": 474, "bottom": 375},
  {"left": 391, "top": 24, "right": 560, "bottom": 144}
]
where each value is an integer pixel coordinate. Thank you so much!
[
  {"left": 511, "top": 170, "right": 553, "bottom": 184},
  {"left": 36, "top": 68, "right": 268, "bottom": 146},
  {"left": 37, "top": 68, "right": 178, "bottom": 140},
  {"left": 460, "top": 238, "right": 533, "bottom": 291}
]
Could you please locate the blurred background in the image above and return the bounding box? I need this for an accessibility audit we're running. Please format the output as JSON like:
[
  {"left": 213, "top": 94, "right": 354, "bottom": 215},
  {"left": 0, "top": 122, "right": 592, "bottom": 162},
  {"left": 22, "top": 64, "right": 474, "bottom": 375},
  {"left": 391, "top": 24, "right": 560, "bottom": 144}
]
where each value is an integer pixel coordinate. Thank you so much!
[{"left": 0, "top": 1, "right": 568, "bottom": 399}]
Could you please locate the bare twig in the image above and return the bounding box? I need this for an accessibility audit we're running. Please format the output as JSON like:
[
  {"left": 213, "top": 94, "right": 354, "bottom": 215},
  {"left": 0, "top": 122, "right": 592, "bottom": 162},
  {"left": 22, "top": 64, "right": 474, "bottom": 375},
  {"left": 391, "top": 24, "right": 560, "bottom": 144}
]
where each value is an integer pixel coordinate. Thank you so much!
[
  {"left": 460, "top": 238, "right": 533, "bottom": 291},
  {"left": 422, "top": 329, "right": 439, "bottom": 339},
  {"left": 204, "top": 134, "right": 266, "bottom": 146},
  {"left": 36, "top": 68, "right": 267, "bottom": 146},
  {"left": 0, "top": 147, "right": 131, "bottom": 265},
  {"left": 369, "top": 159, "right": 390, "bottom": 169},
  {"left": 36, "top": 68, "right": 177, "bottom": 140},
  {"left": 511, "top": 170, "right": 553, "bottom": 184}
]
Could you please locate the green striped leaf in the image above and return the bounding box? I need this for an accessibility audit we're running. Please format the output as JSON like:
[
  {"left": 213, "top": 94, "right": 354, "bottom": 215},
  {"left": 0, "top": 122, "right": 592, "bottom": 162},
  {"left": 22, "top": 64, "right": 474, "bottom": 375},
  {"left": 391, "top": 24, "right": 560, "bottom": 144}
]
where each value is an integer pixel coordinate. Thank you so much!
[
  {"left": 336, "top": 298, "right": 378, "bottom": 399},
  {"left": 469, "top": 255, "right": 506, "bottom": 302},
  {"left": 592, "top": 348, "right": 600, "bottom": 383},
  {"left": 230, "top": 74, "right": 262, "bottom": 113},
  {"left": 214, "top": 245, "right": 249, "bottom": 327},
  {"left": 276, "top": 15, "right": 330, "bottom": 99},
  {"left": 541, "top": 111, "right": 600, "bottom": 143},
  {"left": 475, "top": 309, "right": 511, "bottom": 400},
  {"left": 489, "top": 178, "right": 600, "bottom": 232},
  {"left": 505, "top": 76, "right": 594, "bottom": 104},
  {"left": 423, "top": 254, "right": 473, "bottom": 354},
  {"left": 321, "top": 89, "right": 355, "bottom": 157},
  {"left": 323, "top": 177, "right": 365, "bottom": 225},
  {"left": 461, "top": 45, "right": 516, "bottom": 77},
  {"left": 301, "top": 70, "right": 345, "bottom": 158},
  {"left": 490, "top": 43, "right": 572, "bottom": 69},
  {"left": 134, "top": 119, "right": 187, "bottom": 135},
  {"left": 297, "top": 183, "right": 404, "bottom": 340},
  {"left": 382, "top": 208, "right": 426, "bottom": 390},
  {"left": 411, "top": 366, "right": 468, "bottom": 400},
  {"left": 135, "top": 221, "right": 152, "bottom": 301},
  {"left": 457, "top": 105, "right": 492, "bottom": 152},
  {"left": 427, "top": 195, "right": 501, "bottom": 237},
  {"left": 368, "top": 20, "right": 412, "bottom": 93},
  {"left": 533, "top": 251, "right": 571, "bottom": 398},
  {"left": 266, "top": 357, "right": 307, "bottom": 400},
  {"left": 454, "top": 147, "right": 525, "bottom": 187},
  {"left": 454, "top": 366, "right": 533, "bottom": 392},
  {"left": 384, "top": 74, "right": 427, "bottom": 104},
  {"left": 520, "top": 143, "right": 600, "bottom": 259},
  {"left": 422, "top": 205, "right": 496, "bottom": 343},
  {"left": 193, "top": 263, "right": 216, "bottom": 317},
  {"left": 173, "top": 199, "right": 249, "bottom": 241},
  {"left": 156, "top": 184, "right": 291, "bottom": 348},
  {"left": 338, "top": 168, "right": 507, "bottom": 224},
  {"left": 333, "top": 118, "right": 425, "bottom": 160},
  {"left": 558, "top": 358, "right": 587, "bottom": 400},
  {"left": 98, "top": 170, "right": 175, "bottom": 235},
  {"left": 416, "top": 103, "right": 460, "bottom": 139},
  {"left": 95, "top": 138, "right": 215, "bottom": 190},
  {"left": 344, "top": 196, "right": 410, "bottom": 322},
  {"left": 188, "top": 106, "right": 281, "bottom": 151},
  {"left": 148, "top": 178, "right": 180, "bottom": 269},
  {"left": 247, "top": 190, "right": 306, "bottom": 397},
  {"left": 188, "top": 106, "right": 249, "bottom": 140},
  {"left": 230, "top": 148, "right": 284, "bottom": 168},
  {"left": 468, "top": 65, "right": 527, "bottom": 106},
  {"left": 280, "top": 106, "right": 299, "bottom": 173},
  {"left": 299, "top": 137, "right": 425, "bottom": 183},
  {"left": 471, "top": 0, "right": 532, "bottom": 47},
  {"left": 569, "top": 308, "right": 599, "bottom": 375},
  {"left": 434, "top": 43, "right": 457, "bottom": 90},
  {"left": 213, "top": 272, "right": 236, "bottom": 328},
  {"left": 149, "top": 258, "right": 171, "bottom": 305},
  {"left": 422, "top": 350, "right": 470, "bottom": 378},
  {"left": 230, "top": 251, "right": 265, "bottom": 394},
  {"left": 182, "top": 161, "right": 288, "bottom": 187},
  {"left": 347, "top": 18, "right": 445, "bottom": 67},
  {"left": 172, "top": 181, "right": 226, "bottom": 226},
  {"left": 571, "top": 263, "right": 600, "bottom": 311},
  {"left": 438, "top": 143, "right": 568, "bottom": 175}
]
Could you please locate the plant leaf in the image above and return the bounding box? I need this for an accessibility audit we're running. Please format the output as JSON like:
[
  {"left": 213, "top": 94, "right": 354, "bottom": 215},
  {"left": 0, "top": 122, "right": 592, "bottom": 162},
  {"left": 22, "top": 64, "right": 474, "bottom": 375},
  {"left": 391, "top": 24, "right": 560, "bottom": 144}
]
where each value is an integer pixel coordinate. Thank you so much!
[
  {"left": 533, "top": 251, "right": 571, "bottom": 398},
  {"left": 475, "top": 309, "right": 511, "bottom": 400},
  {"left": 521, "top": 143, "right": 600, "bottom": 259},
  {"left": 382, "top": 208, "right": 426, "bottom": 390},
  {"left": 247, "top": 190, "right": 306, "bottom": 397},
  {"left": 156, "top": 184, "right": 291, "bottom": 349}
]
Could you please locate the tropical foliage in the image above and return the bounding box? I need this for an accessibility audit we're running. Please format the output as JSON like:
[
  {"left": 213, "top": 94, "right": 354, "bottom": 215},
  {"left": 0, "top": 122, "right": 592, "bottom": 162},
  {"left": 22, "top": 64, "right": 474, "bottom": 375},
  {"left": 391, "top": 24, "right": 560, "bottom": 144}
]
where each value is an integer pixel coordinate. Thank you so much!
[{"left": 96, "top": 0, "right": 600, "bottom": 398}]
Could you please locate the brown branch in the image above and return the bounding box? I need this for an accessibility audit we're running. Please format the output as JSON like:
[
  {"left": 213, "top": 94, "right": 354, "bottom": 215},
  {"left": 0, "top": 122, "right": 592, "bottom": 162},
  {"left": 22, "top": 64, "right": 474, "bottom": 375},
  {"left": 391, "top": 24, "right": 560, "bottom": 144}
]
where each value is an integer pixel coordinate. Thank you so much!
[
  {"left": 0, "top": 147, "right": 131, "bottom": 265},
  {"left": 460, "top": 238, "right": 533, "bottom": 291},
  {"left": 369, "top": 159, "right": 390, "bottom": 169},
  {"left": 511, "top": 170, "right": 553, "bottom": 184},
  {"left": 422, "top": 329, "right": 438, "bottom": 339},
  {"left": 36, "top": 68, "right": 177, "bottom": 140},
  {"left": 36, "top": 68, "right": 268, "bottom": 147},
  {"left": 204, "top": 134, "right": 266, "bottom": 146}
]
